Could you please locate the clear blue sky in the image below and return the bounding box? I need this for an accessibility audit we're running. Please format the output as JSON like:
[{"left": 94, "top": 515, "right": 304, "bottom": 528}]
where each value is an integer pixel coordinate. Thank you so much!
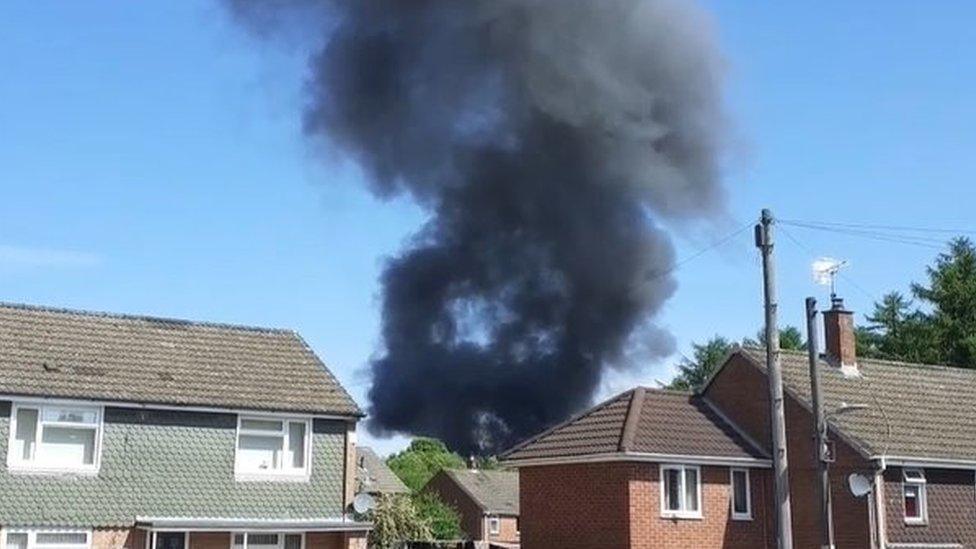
[{"left": 2, "top": 2, "right": 975, "bottom": 455}]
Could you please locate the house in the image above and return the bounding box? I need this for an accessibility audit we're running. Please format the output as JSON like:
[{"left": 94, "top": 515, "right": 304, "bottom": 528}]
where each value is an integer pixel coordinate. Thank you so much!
[
  {"left": 501, "top": 385, "right": 773, "bottom": 548},
  {"left": 506, "top": 296, "right": 976, "bottom": 548},
  {"left": 355, "top": 447, "right": 409, "bottom": 496},
  {"left": 422, "top": 469, "right": 520, "bottom": 547},
  {"left": 0, "top": 303, "right": 370, "bottom": 549}
]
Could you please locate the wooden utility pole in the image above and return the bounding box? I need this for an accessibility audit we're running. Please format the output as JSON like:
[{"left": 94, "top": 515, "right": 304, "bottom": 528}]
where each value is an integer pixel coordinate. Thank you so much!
[
  {"left": 807, "top": 297, "right": 835, "bottom": 549},
  {"left": 755, "top": 209, "right": 794, "bottom": 549}
]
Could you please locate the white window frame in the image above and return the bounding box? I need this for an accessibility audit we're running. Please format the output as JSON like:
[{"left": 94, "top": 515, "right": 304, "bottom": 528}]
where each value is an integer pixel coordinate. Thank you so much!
[
  {"left": 234, "top": 415, "right": 312, "bottom": 481},
  {"left": 1, "top": 528, "right": 93, "bottom": 549},
  {"left": 659, "top": 464, "right": 703, "bottom": 519},
  {"left": 229, "top": 532, "right": 305, "bottom": 549},
  {"left": 902, "top": 468, "right": 928, "bottom": 524},
  {"left": 488, "top": 516, "right": 500, "bottom": 536},
  {"left": 6, "top": 401, "right": 104, "bottom": 474},
  {"left": 729, "top": 467, "right": 752, "bottom": 521}
]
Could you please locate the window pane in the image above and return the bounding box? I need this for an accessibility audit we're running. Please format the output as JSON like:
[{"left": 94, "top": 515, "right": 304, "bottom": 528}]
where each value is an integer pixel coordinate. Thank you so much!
[
  {"left": 238, "top": 434, "right": 284, "bottom": 471},
  {"left": 733, "top": 470, "right": 749, "bottom": 513},
  {"left": 6, "top": 533, "right": 28, "bottom": 549},
  {"left": 684, "top": 468, "right": 699, "bottom": 511},
  {"left": 284, "top": 535, "right": 302, "bottom": 549},
  {"left": 665, "top": 469, "right": 681, "bottom": 510},
  {"left": 240, "top": 418, "right": 283, "bottom": 432},
  {"left": 247, "top": 534, "right": 279, "bottom": 546},
  {"left": 14, "top": 407, "right": 39, "bottom": 461},
  {"left": 905, "top": 485, "right": 920, "bottom": 517},
  {"left": 288, "top": 422, "right": 306, "bottom": 469},
  {"left": 37, "top": 533, "right": 88, "bottom": 545},
  {"left": 41, "top": 426, "right": 96, "bottom": 466},
  {"left": 43, "top": 407, "right": 97, "bottom": 424},
  {"left": 233, "top": 534, "right": 245, "bottom": 546}
]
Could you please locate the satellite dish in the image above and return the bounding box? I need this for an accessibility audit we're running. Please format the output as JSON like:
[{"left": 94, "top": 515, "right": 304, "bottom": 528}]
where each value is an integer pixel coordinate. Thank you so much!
[
  {"left": 848, "top": 473, "right": 872, "bottom": 498},
  {"left": 352, "top": 492, "right": 376, "bottom": 514}
]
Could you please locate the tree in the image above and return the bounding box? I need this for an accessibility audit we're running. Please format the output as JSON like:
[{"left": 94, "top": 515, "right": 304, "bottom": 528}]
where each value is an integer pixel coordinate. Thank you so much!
[
  {"left": 367, "top": 494, "right": 433, "bottom": 549},
  {"left": 668, "top": 327, "right": 804, "bottom": 391},
  {"left": 387, "top": 438, "right": 465, "bottom": 492},
  {"left": 668, "top": 336, "right": 733, "bottom": 391},
  {"left": 911, "top": 237, "right": 976, "bottom": 367},
  {"left": 412, "top": 492, "right": 465, "bottom": 540},
  {"left": 855, "top": 292, "right": 936, "bottom": 364}
]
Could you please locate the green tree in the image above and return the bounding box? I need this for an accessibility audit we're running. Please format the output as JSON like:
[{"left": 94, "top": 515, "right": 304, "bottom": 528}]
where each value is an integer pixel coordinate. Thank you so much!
[
  {"left": 412, "top": 492, "right": 465, "bottom": 540},
  {"left": 367, "top": 494, "right": 433, "bottom": 549},
  {"left": 912, "top": 237, "right": 976, "bottom": 366},
  {"left": 855, "top": 292, "right": 936, "bottom": 363},
  {"left": 742, "top": 326, "right": 805, "bottom": 350},
  {"left": 668, "top": 336, "right": 733, "bottom": 390},
  {"left": 387, "top": 438, "right": 465, "bottom": 492}
]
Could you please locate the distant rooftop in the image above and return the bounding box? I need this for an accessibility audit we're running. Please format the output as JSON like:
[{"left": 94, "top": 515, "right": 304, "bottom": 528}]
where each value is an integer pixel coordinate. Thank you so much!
[
  {"left": 356, "top": 446, "right": 409, "bottom": 495},
  {"left": 440, "top": 469, "right": 519, "bottom": 515}
]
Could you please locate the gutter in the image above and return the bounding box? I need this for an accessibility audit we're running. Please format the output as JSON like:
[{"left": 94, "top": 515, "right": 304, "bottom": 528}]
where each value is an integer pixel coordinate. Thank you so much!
[{"left": 502, "top": 451, "right": 772, "bottom": 469}]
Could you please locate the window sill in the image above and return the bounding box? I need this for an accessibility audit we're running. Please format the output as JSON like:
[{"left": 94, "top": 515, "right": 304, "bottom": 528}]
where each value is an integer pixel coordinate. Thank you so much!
[
  {"left": 234, "top": 471, "right": 311, "bottom": 483},
  {"left": 731, "top": 514, "right": 753, "bottom": 522},
  {"left": 7, "top": 463, "right": 99, "bottom": 476},
  {"left": 904, "top": 518, "right": 928, "bottom": 526},
  {"left": 660, "top": 512, "right": 703, "bottom": 520}
]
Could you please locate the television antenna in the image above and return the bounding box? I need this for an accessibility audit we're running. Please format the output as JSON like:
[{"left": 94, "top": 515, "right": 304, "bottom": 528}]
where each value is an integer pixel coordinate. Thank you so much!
[{"left": 812, "top": 258, "right": 848, "bottom": 300}]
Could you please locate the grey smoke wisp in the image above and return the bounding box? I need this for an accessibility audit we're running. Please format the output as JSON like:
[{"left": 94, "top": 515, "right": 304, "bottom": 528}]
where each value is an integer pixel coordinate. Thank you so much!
[{"left": 229, "top": 0, "right": 731, "bottom": 455}]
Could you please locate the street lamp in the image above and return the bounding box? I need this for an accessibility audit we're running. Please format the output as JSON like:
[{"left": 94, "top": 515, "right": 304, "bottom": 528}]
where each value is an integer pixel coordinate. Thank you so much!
[{"left": 817, "top": 402, "right": 869, "bottom": 549}]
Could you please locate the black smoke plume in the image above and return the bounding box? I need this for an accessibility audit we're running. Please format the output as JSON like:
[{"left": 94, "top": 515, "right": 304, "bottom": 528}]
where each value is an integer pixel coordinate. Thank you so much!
[{"left": 229, "top": 0, "right": 730, "bottom": 455}]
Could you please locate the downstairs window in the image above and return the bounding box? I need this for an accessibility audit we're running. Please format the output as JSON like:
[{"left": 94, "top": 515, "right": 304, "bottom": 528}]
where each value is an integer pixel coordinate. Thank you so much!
[
  {"left": 4, "top": 530, "right": 91, "bottom": 549},
  {"left": 660, "top": 464, "right": 702, "bottom": 519}
]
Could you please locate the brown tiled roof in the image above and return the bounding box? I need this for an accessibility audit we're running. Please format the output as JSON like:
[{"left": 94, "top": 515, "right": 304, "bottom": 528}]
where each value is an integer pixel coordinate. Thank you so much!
[
  {"left": 501, "top": 388, "right": 767, "bottom": 463},
  {"left": 0, "top": 303, "right": 361, "bottom": 416},
  {"left": 737, "top": 347, "right": 976, "bottom": 461},
  {"left": 357, "top": 447, "right": 410, "bottom": 495},
  {"left": 440, "top": 469, "right": 519, "bottom": 515}
]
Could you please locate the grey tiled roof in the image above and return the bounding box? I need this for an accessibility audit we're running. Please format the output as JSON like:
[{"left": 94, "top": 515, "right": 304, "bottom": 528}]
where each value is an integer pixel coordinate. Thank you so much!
[
  {"left": 738, "top": 347, "right": 976, "bottom": 461},
  {"left": 356, "top": 447, "right": 409, "bottom": 495},
  {"left": 0, "top": 303, "right": 360, "bottom": 416},
  {"left": 502, "top": 388, "right": 767, "bottom": 463},
  {"left": 0, "top": 405, "right": 347, "bottom": 527},
  {"left": 441, "top": 469, "right": 519, "bottom": 515}
]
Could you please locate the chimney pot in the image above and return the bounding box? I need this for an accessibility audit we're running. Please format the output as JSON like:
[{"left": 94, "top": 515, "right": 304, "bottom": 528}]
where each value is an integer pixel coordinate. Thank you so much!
[{"left": 823, "top": 297, "right": 857, "bottom": 373}]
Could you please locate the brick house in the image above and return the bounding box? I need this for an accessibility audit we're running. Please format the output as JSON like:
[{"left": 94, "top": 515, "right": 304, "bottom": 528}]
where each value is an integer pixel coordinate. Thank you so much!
[
  {"left": 0, "top": 304, "right": 370, "bottom": 549},
  {"left": 506, "top": 297, "right": 976, "bottom": 548},
  {"left": 422, "top": 469, "right": 520, "bottom": 546},
  {"left": 502, "top": 386, "right": 773, "bottom": 548}
]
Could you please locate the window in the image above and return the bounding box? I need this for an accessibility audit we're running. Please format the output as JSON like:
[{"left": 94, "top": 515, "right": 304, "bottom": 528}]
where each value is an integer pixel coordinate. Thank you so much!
[
  {"left": 235, "top": 416, "right": 310, "bottom": 479},
  {"left": 3, "top": 530, "right": 91, "bottom": 549},
  {"left": 7, "top": 403, "right": 102, "bottom": 473},
  {"left": 903, "top": 468, "right": 927, "bottom": 524},
  {"left": 230, "top": 533, "right": 303, "bottom": 549},
  {"left": 660, "top": 464, "right": 702, "bottom": 518},
  {"left": 488, "top": 517, "right": 500, "bottom": 535},
  {"left": 730, "top": 468, "right": 752, "bottom": 520}
]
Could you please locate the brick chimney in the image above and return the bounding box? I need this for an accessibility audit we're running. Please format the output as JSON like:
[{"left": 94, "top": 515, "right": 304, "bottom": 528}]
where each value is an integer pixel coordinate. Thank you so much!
[{"left": 823, "top": 296, "right": 857, "bottom": 373}]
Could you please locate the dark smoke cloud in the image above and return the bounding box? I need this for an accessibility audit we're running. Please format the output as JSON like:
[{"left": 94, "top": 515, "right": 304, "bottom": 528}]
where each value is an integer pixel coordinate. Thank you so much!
[{"left": 229, "top": 0, "right": 731, "bottom": 455}]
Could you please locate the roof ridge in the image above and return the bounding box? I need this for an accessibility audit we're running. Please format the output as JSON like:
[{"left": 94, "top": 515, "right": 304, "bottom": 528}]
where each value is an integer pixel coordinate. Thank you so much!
[
  {"left": 742, "top": 344, "right": 976, "bottom": 375},
  {"left": 618, "top": 387, "right": 646, "bottom": 452},
  {"left": 0, "top": 301, "right": 294, "bottom": 335}
]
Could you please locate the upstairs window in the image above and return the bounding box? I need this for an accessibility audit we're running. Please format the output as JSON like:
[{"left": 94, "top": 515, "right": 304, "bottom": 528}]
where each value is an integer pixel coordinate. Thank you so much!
[
  {"left": 235, "top": 416, "right": 310, "bottom": 479},
  {"left": 903, "top": 468, "right": 927, "bottom": 524},
  {"left": 660, "top": 464, "right": 702, "bottom": 519},
  {"left": 7, "top": 403, "right": 102, "bottom": 473},
  {"left": 730, "top": 468, "right": 752, "bottom": 520}
]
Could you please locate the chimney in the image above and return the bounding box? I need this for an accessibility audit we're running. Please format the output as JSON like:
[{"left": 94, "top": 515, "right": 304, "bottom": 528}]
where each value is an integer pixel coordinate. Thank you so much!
[{"left": 823, "top": 296, "right": 857, "bottom": 374}]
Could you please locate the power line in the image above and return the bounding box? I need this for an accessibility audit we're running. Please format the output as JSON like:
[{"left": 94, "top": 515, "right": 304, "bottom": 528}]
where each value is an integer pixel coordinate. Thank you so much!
[
  {"left": 777, "top": 224, "right": 880, "bottom": 304},
  {"left": 779, "top": 220, "right": 945, "bottom": 250},
  {"left": 647, "top": 221, "right": 753, "bottom": 282},
  {"left": 779, "top": 218, "right": 976, "bottom": 237}
]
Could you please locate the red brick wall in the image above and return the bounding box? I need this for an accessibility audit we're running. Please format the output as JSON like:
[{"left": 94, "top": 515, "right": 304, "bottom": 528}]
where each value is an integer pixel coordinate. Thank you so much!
[
  {"left": 884, "top": 466, "right": 976, "bottom": 548},
  {"left": 704, "top": 354, "right": 875, "bottom": 549},
  {"left": 520, "top": 461, "right": 772, "bottom": 549},
  {"left": 630, "top": 464, "right": 772, "bottom": 549},
  {"left": 423, "top": 471, "right": 487, "bottom": 541},
  {"left": 188, "top": 533, "right": 227, "bottom": 549},
  {"left": 486, "top": 515, "right": 520, "bottom": 545},
  {"left": 92, "top": 529, "right": 145, "bottom": 549},
  {"left": 520, "top": 462, "right": 633, "bottom": 549}
]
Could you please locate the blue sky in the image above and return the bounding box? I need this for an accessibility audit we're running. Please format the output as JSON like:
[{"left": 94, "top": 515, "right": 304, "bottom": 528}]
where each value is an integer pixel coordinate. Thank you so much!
[{"left": 2, "top": 1, "right": 975, "bottom": 455}]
